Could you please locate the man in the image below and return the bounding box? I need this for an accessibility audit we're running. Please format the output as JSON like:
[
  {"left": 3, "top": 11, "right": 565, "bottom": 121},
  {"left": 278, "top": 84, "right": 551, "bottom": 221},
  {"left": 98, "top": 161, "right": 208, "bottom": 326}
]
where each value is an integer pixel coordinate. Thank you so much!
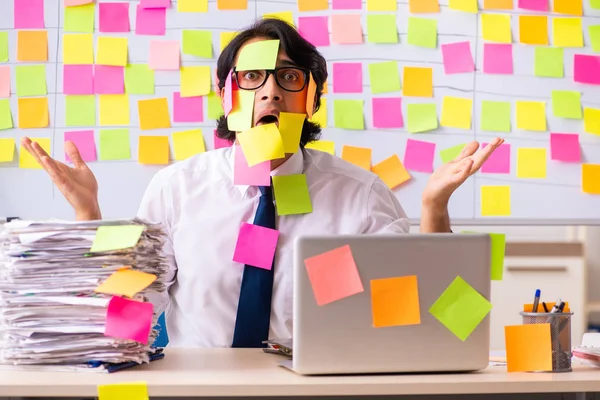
[{"left": 21, "top": 18, "right": 503, "bottom": 348}]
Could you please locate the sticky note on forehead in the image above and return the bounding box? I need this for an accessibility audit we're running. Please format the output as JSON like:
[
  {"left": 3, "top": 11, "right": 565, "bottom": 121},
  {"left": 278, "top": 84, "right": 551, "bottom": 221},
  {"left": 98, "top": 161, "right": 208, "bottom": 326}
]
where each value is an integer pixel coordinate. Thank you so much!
[{"left": 235, "top": 40, "right": 280, "bottom": 71}]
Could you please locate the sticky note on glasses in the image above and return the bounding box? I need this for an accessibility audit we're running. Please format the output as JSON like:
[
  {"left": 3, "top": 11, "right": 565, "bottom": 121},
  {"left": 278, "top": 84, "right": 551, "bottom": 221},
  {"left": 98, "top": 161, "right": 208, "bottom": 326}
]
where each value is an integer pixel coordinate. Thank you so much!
[
  {"left": 237, "top": 123, "right": 285, "bottom": 166},
  {"left": 279, "top": 112, "right": 306, "bottom": 153},
  {"left": 235, "top": 39, "right": 280, "bottom": 71}
]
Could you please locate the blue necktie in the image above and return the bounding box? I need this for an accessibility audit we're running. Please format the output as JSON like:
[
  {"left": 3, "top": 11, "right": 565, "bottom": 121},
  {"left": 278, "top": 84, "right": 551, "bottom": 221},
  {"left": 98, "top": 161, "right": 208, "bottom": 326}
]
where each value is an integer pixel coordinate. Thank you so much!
[{"left": 232, "top": 185, "right": 276, "bottom": 348}]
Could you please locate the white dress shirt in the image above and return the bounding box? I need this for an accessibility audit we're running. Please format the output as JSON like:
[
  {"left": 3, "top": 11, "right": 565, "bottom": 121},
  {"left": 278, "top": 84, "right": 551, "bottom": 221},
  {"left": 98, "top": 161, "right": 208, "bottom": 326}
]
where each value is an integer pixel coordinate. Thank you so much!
[{"left": 137, "top": 146, "right": 410, "bottom": 348}]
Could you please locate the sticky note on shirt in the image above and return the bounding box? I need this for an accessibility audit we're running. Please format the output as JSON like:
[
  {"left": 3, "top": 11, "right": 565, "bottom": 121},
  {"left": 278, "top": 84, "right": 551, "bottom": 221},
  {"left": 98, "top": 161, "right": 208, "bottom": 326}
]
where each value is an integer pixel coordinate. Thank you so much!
[
  {"left": 15, "top": 65, "right": 46, "bottom": 97},
  {"left": 182, "top": 30, "right": 212, "bottom": 58},
  {"left": 505, "top": 324, "right": 552, "bottom": 372},
  {"left": 135, "top": 5, "right": 166, "bottom": 35},
  {"left": 181, "top": 66, "right": 211, "bottom": 97},
  {"left": 519, "top": 15, "right": 548, "bottom": 45},
  {"left": 574, "top": 55, "right": 600, "bottom": 85},
  {"left": 237, "top": 123, "right": 284, "bottom": 166},
  {"left": 138, "top": 136, "right": 169, "bottom": 164},
  {"left": 371, "top": 155, "right": 411, "bottom": 189},
  {"left": 516, "top": 101, "right": 546, "bottom": 131},
  {"left": 331, "top": 14, "right": 363, "bottom": 44},
  {"left": 64, "top": 130, "right": 96, "bottom": 162},
  {"left": 99, "top": 2, "right": 130, "bottom": 33},
  {"left": 366, "top": 14, "right": 398, "bottom": 44},
  {"left": 483, "top": 43, "right": 513, "bottom": 74},
  {"left": 552, "top": 90, "right": 582, "bottom": 119},
  {"left": 18, "top": 97, "right": 48, "bottom": 128},
  {"left": 333, "top": 62, "right": 362, "bottom": 93},
  {"left": 64, "top": 3, "right": 95, "bottom": 33},
  {"left": 341, "top": 145, "right": 371, "bottom": 171},
  {"left": 407, "top": 103, "right": 438, "bottom": 133},
  {"left": 125, "top": 64, "right": 154, "bottom": 95},
  {"left": 441, "top": 41, "right": 474, "bottom": 74},
  {"left": 441, "top": 96, "right": 472, "bottom": 129},
  {"left": 172, "top": 129, "right": 206, "bottom": 161},
  {"left": 481, "top": 185, "right": 511, "bottom": 216},
  {"left": 233, "top": 145, "right": 270, "bottom": 186},
  {"left": 279, "top": 112, "right": 306, "bottom": 153},
  {"left": 371, "top": 276, "right": 420, "bottom": 328},
  {"left": 429, "top": 276, "right": 492, "bottom": 341},
  {"left": 97, "top": 37, "right": 128, "bottom": 67},
  {"left": 304, "top": 245, "right": 364, "bottom": 306},
  {"left": 63, "top": 34, "right": 94, "bottom": 64},
  {"left": 550, "top": 133, "right": 580, "bottom": 162},
  {"left": 233, "top": 222, "right": 279, "bottom": 270},
  {"left": 95, "top": 269, "right": 157, "bottom": 298},
  {"left": 585, "top": 108, "right": 600, "bottom": 135},
  {"left": 105, "top": 296, "right": 153, "bottom": 344},
  {"left": 98, "top": 382, "right": 149, "bottom": 400},
  {"left": 372, "top": 97, "right": 403, "bottom": 128},
  {"left": 553, "top": 17, "right": 583, "bottom": 47},
  {"left": 138, "top": 98, "right": 171, "bottom": 130},
  {"left": 369, "top": 61, "right": 401, "bottom": 94},
  {"left": 583, "top": 164, "right": 600, "bottom": 194},
  {"left": 19, "top": 137, "right": 49, "bottom": 168},
  {"left": 99, "top": 94, "right": 129, "bottom": 126},
  {"left": 404, "top": 138, "right": 435, "bottom": 173},
  {"left": 534, "top": 46, "right": 563, "bottom": 78},
  {"left": 272, "top": 174, "right": 313, "bottom": 216},
  {"left": 235, "top": 39, "right": 279, "bottom": 71},
  {"left": 481, "top": 100, "right": 511, "bottom": 132},
  {"left": 481, "top": 142, "right": 510, "bottom": 173},
  {"left": 482, "top": 13, "right": 511, "bottom": 43},
  {"left": 91, "top": 225, "right": 144, "bottom": 252},
  {"left": 408, "top": 17, "right": 437, "bottom": 48},
  {"left": 17, "top": 30, "right": 48, "bottom": 62},
  {"left": 66, "top": 95, "right": 95, "bottom": 126},
  {"left": 149, "top": 41, "right": 180, "bottom": 70},
  {"left": 99, "top": 129, "right": 131, "bottom": 160},
  {"left": 0, "top": 138, "right": 15, "bottom": 162},
  {"left": 403, "top": 67, "right": 433, "bottom": 97},
  {"left": 334, "top": 99, "right": 364, "bottom": 130},
  {"left": 517, "top": 148, "right": 547, "bottom": 179}
]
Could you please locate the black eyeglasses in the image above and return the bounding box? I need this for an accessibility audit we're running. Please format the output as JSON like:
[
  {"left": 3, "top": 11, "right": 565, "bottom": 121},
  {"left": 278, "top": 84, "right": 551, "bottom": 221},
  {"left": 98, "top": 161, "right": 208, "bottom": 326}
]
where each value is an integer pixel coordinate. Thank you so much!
[{"left": 233, "top": 66, "right": 310, "bottom": 92}]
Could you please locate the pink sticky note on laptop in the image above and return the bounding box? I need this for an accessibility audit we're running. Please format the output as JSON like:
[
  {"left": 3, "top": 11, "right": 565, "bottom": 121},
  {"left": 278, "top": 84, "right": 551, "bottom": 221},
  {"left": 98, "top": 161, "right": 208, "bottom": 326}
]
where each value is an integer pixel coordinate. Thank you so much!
[
  {"left": 574, "top": 55, "right": 600, "bottom": 85},
  {"left": 14, "top": 0, "right": 45, "bottom": 29},
  {"left": 233, "top": 222, "right": 279, "bottom": 270},
  {"left": 214, "top": 130, "right": 232, "bottom": 150},
  {"left": 135, "top": 4, "right": 166, "bottom": 35},
  {"left": 483, "top": 44, "right": 513, "bottom": 74},
  {"left": 481, "top": 143, "right": 510, "bottom": 173},
  {"left": 64, "top": 130, "right": 97, "bottom": 163},
  {"left": 104, "top": 296, "right": 154, "bottom": 344},
  {"left": 403, "top": 139, "right": 435, "bottom": 173},
  {"left": 298, "top": 16, "right": 330, "bottom": 47},
  {"left": 63, "top": 65, "right": 94, "bottom": 95},
  {"left": 550, "top": 133, "right": 581, "bottom": 162},
  {"left": 441, "top": 42, "right": 474, "bottom": 74},
  {"left": 173, "top": 92, "right": 203, "bottom": 122},
  {"left": 372, "top": 97, "right": 403, "bottom": 128},
  {"left": 233, "top": 145, "right": 270, "bottom": 186},
  {"left": 94, "top": 66, "right": 124, "bottom": 95}
]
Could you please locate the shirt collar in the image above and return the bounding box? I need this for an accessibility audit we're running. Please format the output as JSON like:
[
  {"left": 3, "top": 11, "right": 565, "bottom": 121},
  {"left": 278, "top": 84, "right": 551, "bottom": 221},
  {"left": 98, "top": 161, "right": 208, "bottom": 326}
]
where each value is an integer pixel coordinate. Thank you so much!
[{"left": 230, "top": 145, "right": 305, "bottom": 196}]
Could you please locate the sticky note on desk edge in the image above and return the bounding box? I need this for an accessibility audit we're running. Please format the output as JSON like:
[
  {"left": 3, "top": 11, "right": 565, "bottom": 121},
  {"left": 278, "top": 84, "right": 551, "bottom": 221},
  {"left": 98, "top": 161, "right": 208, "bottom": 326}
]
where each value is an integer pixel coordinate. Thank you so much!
[
  {"left": 98, "top": 382, "right": 149, "bottom": 400},
  {"left": 90, "top": 225, "right": 144, "bottom": 253}
]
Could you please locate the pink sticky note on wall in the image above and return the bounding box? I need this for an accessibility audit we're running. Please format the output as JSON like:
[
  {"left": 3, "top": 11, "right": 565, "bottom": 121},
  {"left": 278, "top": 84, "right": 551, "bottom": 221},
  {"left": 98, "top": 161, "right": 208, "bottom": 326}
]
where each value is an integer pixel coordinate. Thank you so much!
[
  {"left": 332, "top": 0, "right": 362, "bottom": 9},
  {"left": 14, "top": 0, "right": 44, "bottom": 29},
  {"left": 304, "top": 245, "right": 364, "bottom": 306},
  {"left": 173, "top": 92, "right": 203, "bottom": 123},
  {"left": 518, "top": 0, "right": 548, "bottom": 11},
  {"left": 233, "top": 145, "right": 270, "bottom": 186},
  {"left": 372, "top": 97, "right": 403, "bottom": 128},
  {"left": 105, "top": 296, "right": 154, "bottom": 344},
  {"left": 224, "top": 70, "right": 233, "bottom": 116},
  {"left": 298, "top": 16, "right": 330, "bottom": 47},
  {"left": 149, "top": 41, "right": 180, "bottom": 70},
  {"left": 483, "top": 43, "right": 513, "bottom": 74},
  {"left": 574, "top": 55, "right": 600, "bottom": 85},
  {"left": 441, "top": 42, "right": 474, "bottom": 74},
  {"left": 64, "top": 0, "right": 93, "bottom": 5},
  {"left": 404, "top": 138, "right": 435, "bottom": 173},
  {"left": 481, "top": 143, "right": 510, "bottom": 173},
  {"left": 214, "top": 130, "right": 232, "bottom": 149},
  {"left": 99, "top": 3, "right": 130, "bottom": 33},
  {"left": 94, "top": 66, "right": 124, "bottom": 95},
  {"left": 331, "top": 15, "right": 363, "bottom": 44},
  {"left": 550, "top": 133, "right": 581, "bottom": 162},
  {"left": 233, "top": 222, "right": 279, "bottom": 270},
  {"left": 63, "top": 65, "right": 94, "bottom": 95},
  {"left": 135, "top": 5, "right": 166, "bottom": 36},
  {"left": 0, "top": 66, "right": 10, "bottom": 98},
  {"left": 141, "top": 0, "right": 171, "bottom": 8},
  {"left": 333, "top": 63, "right": 362, "bottom": 93},
  {"left": 64, "top": 130, "right": 97, "bottom": 162}
]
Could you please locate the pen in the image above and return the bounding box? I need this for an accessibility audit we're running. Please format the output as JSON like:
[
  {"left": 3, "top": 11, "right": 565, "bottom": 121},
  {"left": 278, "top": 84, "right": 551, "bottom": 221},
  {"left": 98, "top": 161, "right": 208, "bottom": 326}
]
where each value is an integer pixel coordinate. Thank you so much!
[
  {"left": 533, "top": 289, "right": 541, "bottom": 312},
  {"left": 542, "top": 302, "right": 549, "bottom": 313},
  {"left": 550, "top": 299, "right": 564, "bottom": 314}
]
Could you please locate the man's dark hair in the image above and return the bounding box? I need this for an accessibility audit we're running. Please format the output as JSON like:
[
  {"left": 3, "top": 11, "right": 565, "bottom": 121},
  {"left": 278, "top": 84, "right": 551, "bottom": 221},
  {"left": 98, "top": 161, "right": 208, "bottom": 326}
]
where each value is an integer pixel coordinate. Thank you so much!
[{"left": 215, "top": 18, "right": 328, "bottom": 147}]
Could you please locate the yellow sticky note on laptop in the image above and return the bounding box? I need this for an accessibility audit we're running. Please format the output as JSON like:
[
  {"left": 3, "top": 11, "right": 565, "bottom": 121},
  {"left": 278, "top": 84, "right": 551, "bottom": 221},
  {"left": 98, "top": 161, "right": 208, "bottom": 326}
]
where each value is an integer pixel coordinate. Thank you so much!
[
  {"left": 237, "top": 123, "right": 284, "bottom": 166},
  {"left": 517, "top": 148, "right": 546, "bottom": 179},
  {"left": 278, "top": 112, "right": 306, "bottom": 154},
  {"left": 19, "top": 138, "right": 50, "bottom": 169},
  {"left": 505, "top": 324, "right": 552, "bottom": 372},
  {"left": 481, "top": 185, "right": 511, "bottom": 216},
  {"left": 95, "top": 269, "right": 157, "bottom": 298},
  {"left": 98, "top": 381, "right": 149, "bottom": 400},
  {"left": 235, "top": 39, "right": 279, "bottom": 71},
  {"left": 371, "top": 275, "right": 421, "bottom": 328}
]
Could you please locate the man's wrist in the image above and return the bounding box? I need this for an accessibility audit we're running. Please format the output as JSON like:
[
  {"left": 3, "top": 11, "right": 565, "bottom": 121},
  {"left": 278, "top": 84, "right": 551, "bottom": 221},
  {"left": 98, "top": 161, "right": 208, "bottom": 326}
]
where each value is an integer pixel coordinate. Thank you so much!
[{"left": 76, "top": 206, "right": 102, "bottom": 221}]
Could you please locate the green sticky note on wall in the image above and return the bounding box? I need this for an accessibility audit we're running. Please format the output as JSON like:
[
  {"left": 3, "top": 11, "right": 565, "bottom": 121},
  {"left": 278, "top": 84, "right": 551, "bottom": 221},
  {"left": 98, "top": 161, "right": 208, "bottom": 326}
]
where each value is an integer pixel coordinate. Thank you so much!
[
  {"left": 366, "top": 14, "right": 398, "bottom": 43},
  {"left": 407, "top": 17, "right": 437, "bottom": 48},
  {"left": 429, "top": 276, "right": 492, "bottom": 341},
  {"left": 90, "top": 225, "right": 144, "bottom": 253},
  {"left": 481, "top": 100, "right": 511, "bottom": 132},
  {"left": 64, "top": 3, "right": 95, "bottom": 33},
  {"left": 334, "top": 99, "right": 364, "bottom": 129},
  {"left": 235, "top": 39, "right": 279, "bottom": 71},
  {"left": 16, "top": 65, "right": 46, "bottom": 97},
  {"left": 407, "top": 103, "right": 437, "bottom": 133},
  {"left": 0, "top": 32, "right": 8, "bottom": 62},
  {"left": 207, "top": 91, "right": 224, "bottom": 119},
  {"left": 66, "top": 95, "right": 96, "bottom": 127},
  {"left": 534, "top": 47, "right": 563, "bottom": 78},
  {"left": 0, "top": 99, "right": 13, "bottom": 130},
  {"left": 589, "top": 26, "right": 600, "bottom": 52},
  {"left": 552, "top": 90, "right": 582, "bottom": 119},
  {"left": 125, "top": 64, "right": 154, "bottom": 95},
  {"left": 182, "top": 30, "right": 213, "bottom": 58},
  {"left": 592, "top": 0, "right": 600, "bottom": 9},
  {"left": 272, "top": 174, "right": 313, "bottom": 216},
  {"left": 368, "top": 61, "right": 401, "bottom": 94},
  {"left": 440, "top": 143, "right": 466, "bottom": 163},
  {"left": 99, "top": 129, "right": 131, "bottom": 160}
]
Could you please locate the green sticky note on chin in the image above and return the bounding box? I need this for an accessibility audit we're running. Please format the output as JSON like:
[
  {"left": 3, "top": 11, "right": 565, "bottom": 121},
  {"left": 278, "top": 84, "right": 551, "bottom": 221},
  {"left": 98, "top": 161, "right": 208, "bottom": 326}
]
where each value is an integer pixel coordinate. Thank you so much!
[
  {"left": 207, "top": 91, "right": 224, "bottom": 120},
  {"left": 440, "top": 143, "right": 466, "bottom": 164},
  {"left": 429, "top": 276, "right": 492, "bottom": 342},
  {"left": 125, "top": 64, "right": 155, "bottom": 95},
  {"left": 534, "top": 47, "right": 563, "bottom": 78},
  {"left": 552, "top": 90, "right": 582, "bottom": 119},
  {"left": 64, "top": 3, "right": 95, "bottom": 33},
  {"left": 481, "top": 100, "right": 511, "bottom": 132},
  {"left": 90, "top": 225, "right": 145, "bottom": 253},
  {"left": 99, "top": 129, "right": 131, "bottom": 160},
  {"left": 272, "top": 174, "right": 313, "bottom": 216},
  {"left": 66, "top": 95, "right": 96, "bottom": 127},
  {"left": 0, "top": 32, "right": 8, "bottom": 62},
  {"left": 368, "top": 61, "right": 401, "bottom": 94},
  {"left": 182, "top": 30, "right": 213, "bottom": 58},
  {"left": 16, "top": 65, "right": 47, "bottom": 97},
  {"left": 235, "top": 39, "right": 279, "bottom": 71},
  {"left": 366, "top": 14, "right": 398, "bottom": 43},
  {"left": 334, "top": 99, "right": 364, "bottom": 130},
  {"left": 407, "top": 103, "right": 437, "bottom": 133},
  {"left": 407, "top": 17, "right": 437, "bottom": 49}
]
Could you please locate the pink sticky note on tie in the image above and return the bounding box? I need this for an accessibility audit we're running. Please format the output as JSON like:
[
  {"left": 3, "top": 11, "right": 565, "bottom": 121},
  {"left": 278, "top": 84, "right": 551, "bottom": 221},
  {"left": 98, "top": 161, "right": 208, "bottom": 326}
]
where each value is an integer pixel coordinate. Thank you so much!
[
  {"left": 14, "top": 0, "right": 44, "bottom": 29},
  {"left": 333, "top": 63, "right": 362, "bottom": 93},
  {"left": 304, "top": 245, "right": 365, "bottom": 306},
  {"left": 331, "top": 15, "right": 363, "bottom": 44},
  {"left": 481, "top": 143, "right": 511, "bottom": 173},
  {"left": 441, "top": 42, "right": 474, "bottom": 74},
  {"left": 140, "top": 0, "right": 171, "bottom": 7},
  {"left": 483, "top": 43, "right": 513, "bottom": 74},
  {"left": 574, "top": 55, "right": 600, "bottom": 85},
  {"left": 135, "top": 5, "right": 166, "bottom": 35},
  {"left": 105, "top": 296, "right": 154, "bottom": 344},
  {"left": 214, "top": 130, "right": 232, "bottom": 149},
  {"left": 550, "top": 133, "right": 581, "bottom": 162},
  {"left": 94, "top": 66, "right": 124, "bottom": 95},
  {"left": 0, "top": 66, "right": 10, "bottom": 98},
  {"left": 518, "top": 0, "right": 548, "bottom": 11},
  {"left": 332, "top": 0, "right": 362, "bottom": 9},
  {"left": 224, "top": 70, "right": 234, "bottom": 117},
  {"left": 233, "top": 222, "right": 279, "bottom": 270},
  {"left": 404, "top": 138, "right": 435, "bottom": 173},
  {"left": 99, "top": 3, "right": 130, "bottom": 33},
  {"left": 63, "top": 65, "right": 94, "bottom": 95},
  {"left": 173, "top": 92, "right": 203, "bottom": 122},
  {"left": 372, "top": 97, "right": 403, "bottom": 128},
  {"left": 64, "top": 130, "right": 96, "bottom": 162},
  {"left": 149, "top": 41, "right": 180, "bottom": 70},
  {"left": 233, "top": 145, "right": 271, "bottom": 186},
  {"left": 298, "top": 16, "right": 330, "bottom": 47}
]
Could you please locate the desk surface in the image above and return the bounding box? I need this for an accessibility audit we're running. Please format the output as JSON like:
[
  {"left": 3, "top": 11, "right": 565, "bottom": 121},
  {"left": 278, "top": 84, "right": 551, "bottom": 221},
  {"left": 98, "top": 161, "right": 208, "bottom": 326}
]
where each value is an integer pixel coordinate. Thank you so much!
[{"left": 1, "top": 348, "right": 599, "bottom": 397}]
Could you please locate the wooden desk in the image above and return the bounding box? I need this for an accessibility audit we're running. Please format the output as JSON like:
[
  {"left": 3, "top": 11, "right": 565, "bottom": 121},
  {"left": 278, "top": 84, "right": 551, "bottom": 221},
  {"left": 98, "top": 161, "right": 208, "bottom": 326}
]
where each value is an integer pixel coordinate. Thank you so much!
[{"left": 0, "top": 348, "right": 599, "bottom": 398}]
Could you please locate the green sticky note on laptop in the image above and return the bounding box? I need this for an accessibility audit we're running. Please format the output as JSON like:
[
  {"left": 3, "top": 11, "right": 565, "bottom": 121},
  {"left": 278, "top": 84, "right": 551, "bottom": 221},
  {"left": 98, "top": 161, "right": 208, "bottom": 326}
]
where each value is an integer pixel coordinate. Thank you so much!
[
  {"left": 429, "top": 276, "right": 492, "bottom": 342},
  {"left": 462, "top": 231, "right": 506, "bottom": 281},
  {"left": 235, "top": 39, "right": 279, "bottom": 71},
  {"left": 90, "top": 225, "right": 144, "bottom": 253},
  {"left": 272, "top": 174, "right": 313, "bottom": 216}
]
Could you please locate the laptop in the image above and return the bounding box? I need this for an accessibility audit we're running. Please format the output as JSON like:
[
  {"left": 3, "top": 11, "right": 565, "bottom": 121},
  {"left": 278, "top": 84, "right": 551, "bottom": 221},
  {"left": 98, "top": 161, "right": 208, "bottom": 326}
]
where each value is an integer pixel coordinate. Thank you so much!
[{"left": 277, "top": 233, "right": 491, "bottom": 375}]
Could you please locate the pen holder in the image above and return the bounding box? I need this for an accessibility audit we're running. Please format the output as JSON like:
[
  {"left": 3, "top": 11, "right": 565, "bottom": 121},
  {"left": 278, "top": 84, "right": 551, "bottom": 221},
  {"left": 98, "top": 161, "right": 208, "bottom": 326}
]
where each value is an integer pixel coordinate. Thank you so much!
[{"left": 520, "top": 312, "right": 573, "bottom": 372}]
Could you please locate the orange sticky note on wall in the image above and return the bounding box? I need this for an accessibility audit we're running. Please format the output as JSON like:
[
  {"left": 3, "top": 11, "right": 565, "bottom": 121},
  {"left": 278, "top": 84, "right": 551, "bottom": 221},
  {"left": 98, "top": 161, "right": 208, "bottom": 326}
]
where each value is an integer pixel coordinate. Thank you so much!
[
  {"left": 18, "top": 97, "right": 49, "bottom": 128},
  {"left": 298, "top": 0, "right": 327, "bottom": 11},
  {"left": 371, "top": 155, "right": 411, "bottom": 189},
  {"left": 341, "top": 145, "right": 371, "bottom": 171},
  {"left": 138, "top": 98, "right": 171, "bottom": 130},
  {"left": 17, "top": 30, "right": 48, "bottom": 62},
  {"left": 371, "top": 275, "right": 421, "bottom": 328},
  {"left": 403, "top": 67, "right": 433, "bottom": 97},
  {"left": 217, "top": 0, "right": 247, "bottom": 10},
  {"left": 553, "top": 0, "right": 583, "bottom": 16},
  {"left": 519, "top": 16, "right": 549, "bottom": 45},
  {"left": 138, "top": 135, "right": 169, "bottom": 164},
  {"left": 95, "top": 269, "right": 157, "bottom": 298},
  {"left": 505, "top": 324, "right": 552, "bottom": 372},
  {"left": 483, "top": 0, "right": 513, "bottom": 8},
  {"left": 409, "top": 0, "right": 440, "bottom": 12},
  {"left": 583, "top": 164, "right": 600, "bottom": 195}
]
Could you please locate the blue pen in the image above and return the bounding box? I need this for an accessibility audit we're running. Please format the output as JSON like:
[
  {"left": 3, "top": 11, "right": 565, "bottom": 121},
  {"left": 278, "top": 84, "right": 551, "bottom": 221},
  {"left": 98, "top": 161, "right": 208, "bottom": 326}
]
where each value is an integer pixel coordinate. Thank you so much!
[{"left": 532, "top": 289, "right": 541, "bottom": 312}]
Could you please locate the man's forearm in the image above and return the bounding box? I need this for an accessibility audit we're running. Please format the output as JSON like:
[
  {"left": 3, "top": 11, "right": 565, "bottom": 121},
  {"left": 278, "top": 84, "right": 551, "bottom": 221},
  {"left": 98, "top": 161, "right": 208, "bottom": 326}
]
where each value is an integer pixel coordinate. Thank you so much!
[{"left": 419, "top": 203, "right": 452, "bottom": 233}]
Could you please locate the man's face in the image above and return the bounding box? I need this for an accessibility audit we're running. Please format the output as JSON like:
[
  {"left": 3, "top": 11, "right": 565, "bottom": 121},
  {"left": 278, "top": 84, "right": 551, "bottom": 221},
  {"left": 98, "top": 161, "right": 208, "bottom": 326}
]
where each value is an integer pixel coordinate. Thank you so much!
[{"left": 232, "top": 37, "right": 309, "bottom": 129}]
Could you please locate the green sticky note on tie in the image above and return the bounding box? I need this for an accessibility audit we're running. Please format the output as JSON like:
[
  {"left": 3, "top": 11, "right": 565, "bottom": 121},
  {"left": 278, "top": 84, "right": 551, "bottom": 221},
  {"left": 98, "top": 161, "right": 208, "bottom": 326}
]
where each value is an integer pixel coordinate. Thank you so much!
[
  {"left": 440, "top": 143, "right": 466, "bottom": 164},
  {"left": 98, "top": 382, "right": 149, "bottom": 400},
  {"left": 534, "top": 47, "right": 564, "bottom": 78},
  {"left": 407, "top": 103, "right": 438, "bottom": 133},
  {"left": 90, "top": 225, "right": 145, "bottom": 253},
  {"left": 99, "top": 129, "right": 131, "bottom": 160},
  {"left": 461, "top": 231, "right": 506, "bottom": 281},
  {"left": 0, "top": 32, "right": 8, "bottom": 62},
  {"left": 552, "top": 90, "right": 582, "bottom": 119},
  {"left": 207, "top": 91, "right": 224, "bottom": 119},
  {"left": 272, "top": 174, "right": 313, "bottom": 216},
  {"left": 0, "top": 99, "right": 13, "bottom": 130},
  {"left": 589, "top": 26, "right": 600, "bottom": 52},
  {"left": 66, "top": 95, "right": 96, "bottom": 127},
  {"left": 481, "top": 100, "right": 511, "bottom": 132},
  {"left": 368, "top": 61, "right": 401, "bottom": 94},
  {"left": 429, "top": 276, "right": 492, "bottom": 341},
  {"left": 64, "top": 3, "right": 95, "bottom": 33},
  {"left": 235, "top": 39, "right": 279, "bottom": 71},
  {"left": 334, "top": 99, "right": 364, "bottom": 130},
  {"left": 182, "top": 30, "right": 213, "bottom": 58},
  {"left": 366, "top": 14, "right": 398, "bottom": 43},
  {"left": 407, "top": 17, "right": 437, "bottom": 48},
  {"left": 125, "top": 64, "right": 154, "bottom": 95},
  {"left": 15, "top": 65, "right": 46, "bottom": 97}
]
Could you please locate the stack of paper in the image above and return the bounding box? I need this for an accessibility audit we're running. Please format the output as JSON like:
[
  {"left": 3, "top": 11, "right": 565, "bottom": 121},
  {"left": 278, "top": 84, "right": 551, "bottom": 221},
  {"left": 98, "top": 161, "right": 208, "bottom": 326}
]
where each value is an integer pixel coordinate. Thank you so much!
[{"left": 0, "top": 218, "right": 168, "bottom": 369}]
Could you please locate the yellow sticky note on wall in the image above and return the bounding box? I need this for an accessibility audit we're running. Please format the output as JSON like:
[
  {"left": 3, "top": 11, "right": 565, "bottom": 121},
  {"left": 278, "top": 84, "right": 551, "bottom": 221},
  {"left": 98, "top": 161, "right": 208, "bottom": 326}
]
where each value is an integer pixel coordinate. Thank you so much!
[
  {"left": 138, "top": 98, "right": 171, "bottom": 130},
  {"left": 553, "top": 17, "right": 583, "bottom": 47},
  {"left": 481, "top": 185, "right": 511, "bottom": 216},
  {"left": 441, "top": 96, "right": 472, "bottom": 129},
  {"left": 18, "top": 97, "right": 49, "bottom": 128},
  {"left": 584, "top": 108, "right": 600, "bottom": 135},
  {"left": 98, "top": 382, "right": 149, "bottom": 400},
  {"left": 138, "top": 136, "right": 169, "bottom": 165},
  {"left": 482, "top": 13, "right": 512, "bottom": 43},
  {"left": 96, "top": 37, "right": 128, "bottom": 66},
  {"left": 309, "top": 98, "right": 327, "bottom": 127},
  {"left": 516, "top": 101, "right": 546, "bottom": 131},
  {"left": 180, "top": 66, "right": 211, "bottom": 97},
  {"left": 263, "top": 11, "right": 294, "bottom": 26},
  {"left": 19, "top": 138, "right": 50, "bottom": 169},
  {"left": 178, "top": 0, "right": 208, "bottom": 11},
  {"left": 367, "top": 0, "right": 396, "bottom": 11},
  {"left": 403, "top": 67, "right": 433, "bottom": 97},
  {"left": 220, "top": 31, "right": 238, "bottom": 51},
  {"left": 279, "top": 112, "right": 306, "bottom": 153},
  {"left": 63, "top": 34, "right": 94, "bottom": 64},
  {"left": 449, "top": 0, "right": 478, "bottom": 12},
  {"left": 236, "top": 123, "right": 285, "bottom": 166},
  {"left": 172, "top": 129, "right": 206, "bottom": 161},
  {"left": 517, "top": 148, "right": 547, "bottom": 179},
  {"left": 483, "top": 0, "right": 513, "bottom": 9},
  {"left": 582, "top": 164, "right": 600, "bottom": 195},
  {"left": 17, "top": 30, "right": 48, "bottom": 62},
  {"left": 0, "top": 138, "right": 15, "bottom": 162},
  {"left": 99, "top": 94, "right": 130, "bottom": 126},
  {"left": 305, "top": 139, "right": 334, "bottom": 154}
]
